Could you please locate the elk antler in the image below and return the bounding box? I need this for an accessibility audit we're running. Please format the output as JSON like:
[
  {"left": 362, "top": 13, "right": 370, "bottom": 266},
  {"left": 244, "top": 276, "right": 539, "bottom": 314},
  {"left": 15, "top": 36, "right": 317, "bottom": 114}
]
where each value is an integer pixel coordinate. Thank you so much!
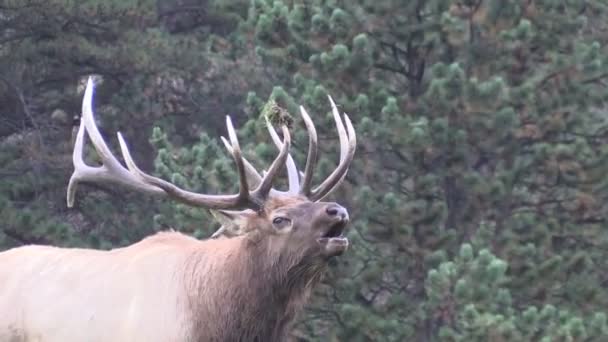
[
  {"left": 68, "top": 77, "right": 290, "bottom": 212},
  {"left": 263, "top": 96, "right": 357, "bottom": 202},
  {"left": 68, "top": 77, "right": 356, "bottom": 238}
]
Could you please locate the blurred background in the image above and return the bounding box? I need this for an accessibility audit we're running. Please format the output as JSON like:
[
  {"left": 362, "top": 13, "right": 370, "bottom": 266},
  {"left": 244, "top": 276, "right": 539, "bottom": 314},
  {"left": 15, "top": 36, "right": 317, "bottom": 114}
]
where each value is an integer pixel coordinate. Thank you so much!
[{"left": 1, "top": 0, "right": 608, "bottom": 340}]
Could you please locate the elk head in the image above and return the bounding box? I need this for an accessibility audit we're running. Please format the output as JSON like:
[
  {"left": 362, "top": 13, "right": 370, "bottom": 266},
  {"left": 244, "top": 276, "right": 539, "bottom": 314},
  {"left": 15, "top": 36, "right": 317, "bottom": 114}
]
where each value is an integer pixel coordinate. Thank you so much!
[{"left": 68, "top": 77, "right": 357, "bottom": 260}]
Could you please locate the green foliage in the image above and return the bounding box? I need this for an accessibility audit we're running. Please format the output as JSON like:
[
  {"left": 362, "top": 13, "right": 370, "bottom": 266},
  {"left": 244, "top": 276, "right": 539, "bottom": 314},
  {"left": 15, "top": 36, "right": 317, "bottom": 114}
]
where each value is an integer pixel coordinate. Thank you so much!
[
  {"left": 426, "top": 242, "right": 608, "bottom": 341},
  {"left": 241, "top": 0, "right": 608, "bottom": 339},
  {"left": 149, "top": 126, "right": 234, "bottom": 238},
  {"left": 0, "top": 0, "right": 248, "bottom": 246}
]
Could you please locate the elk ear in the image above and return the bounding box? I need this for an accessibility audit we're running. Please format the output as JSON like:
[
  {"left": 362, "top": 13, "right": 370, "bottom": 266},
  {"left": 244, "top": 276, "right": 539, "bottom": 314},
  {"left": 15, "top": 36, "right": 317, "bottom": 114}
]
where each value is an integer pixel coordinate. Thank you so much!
[{"left": 210, "top": 209, "right": 255, "bottom": 238}]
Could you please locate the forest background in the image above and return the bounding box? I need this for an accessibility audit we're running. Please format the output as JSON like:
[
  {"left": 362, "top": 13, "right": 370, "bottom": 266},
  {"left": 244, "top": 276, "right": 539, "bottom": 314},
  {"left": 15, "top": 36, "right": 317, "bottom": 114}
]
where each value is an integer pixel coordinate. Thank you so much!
[{"left": 2, "top": 0, "right": 608, "bottom": 340}]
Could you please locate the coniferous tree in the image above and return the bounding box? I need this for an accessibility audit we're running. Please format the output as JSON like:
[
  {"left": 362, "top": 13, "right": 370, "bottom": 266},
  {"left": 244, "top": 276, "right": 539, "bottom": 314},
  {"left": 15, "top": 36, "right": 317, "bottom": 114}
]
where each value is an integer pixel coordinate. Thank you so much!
[
  {"left": 0, "top": 0, "right": 249, "bottom": 248},
  {"left": 153, "top": 0, "right": 608, "bottom": 339}
]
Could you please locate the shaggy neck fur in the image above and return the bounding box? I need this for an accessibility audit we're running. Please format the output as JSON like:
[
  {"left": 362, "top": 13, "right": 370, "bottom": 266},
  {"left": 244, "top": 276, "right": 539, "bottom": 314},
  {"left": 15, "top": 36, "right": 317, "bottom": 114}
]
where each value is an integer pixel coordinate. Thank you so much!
[{"left": 184, "top": 235, "right": 327, "bottom": 342}]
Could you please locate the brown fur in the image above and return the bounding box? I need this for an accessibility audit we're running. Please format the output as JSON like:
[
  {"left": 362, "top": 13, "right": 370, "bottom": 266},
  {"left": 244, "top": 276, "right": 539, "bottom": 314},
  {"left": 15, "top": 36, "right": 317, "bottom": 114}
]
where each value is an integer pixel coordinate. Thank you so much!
[
  {"left": 183, "top": 196, "right": 330, "bottom": 341},
  {"left": 183, "top": 235, "right": 326, "bottom": 341}
]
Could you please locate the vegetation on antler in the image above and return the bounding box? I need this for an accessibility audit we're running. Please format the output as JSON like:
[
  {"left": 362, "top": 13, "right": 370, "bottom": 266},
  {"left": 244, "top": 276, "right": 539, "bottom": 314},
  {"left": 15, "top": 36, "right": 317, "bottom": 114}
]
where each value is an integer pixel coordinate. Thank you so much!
[{"left": 262, "top": 99, "right": 294, "bottom": 128}]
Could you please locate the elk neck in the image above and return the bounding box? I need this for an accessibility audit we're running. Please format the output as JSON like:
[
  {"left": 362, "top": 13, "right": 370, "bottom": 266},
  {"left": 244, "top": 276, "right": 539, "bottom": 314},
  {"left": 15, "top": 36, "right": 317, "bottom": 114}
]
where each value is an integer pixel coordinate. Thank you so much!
[{"left": 183, "top": 234, "right": 327, "bottom": 342}]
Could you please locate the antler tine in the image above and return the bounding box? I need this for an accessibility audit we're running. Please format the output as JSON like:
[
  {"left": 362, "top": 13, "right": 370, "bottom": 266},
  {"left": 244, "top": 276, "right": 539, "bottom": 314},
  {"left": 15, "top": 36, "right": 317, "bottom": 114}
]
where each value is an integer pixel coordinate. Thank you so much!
[
  {"left": 67, "top": 77, "right": 165, "bottom": 208},
  {"left": 253, "top": 125, "right": 291, "bottom": 200},
  {"left": 298, "top": 106, "right": 318, "bottom": 197},
  {"left": 221, "top": 136, "right": 289, "bottom": 197},
  {"left": 220, "top": 136, "right": 262, "bottom": 189},
  {"left": 264, "top": 116, "right": 300, "bottom": 193},
  {"left": 66, "top": 117, "right": 88, "bottom": 207},
  {"left": 225, "top": 116, "right": 250, "bottom": 201},
  {"left": 309, "top": 96, "right": 356, "bottom": 202}
]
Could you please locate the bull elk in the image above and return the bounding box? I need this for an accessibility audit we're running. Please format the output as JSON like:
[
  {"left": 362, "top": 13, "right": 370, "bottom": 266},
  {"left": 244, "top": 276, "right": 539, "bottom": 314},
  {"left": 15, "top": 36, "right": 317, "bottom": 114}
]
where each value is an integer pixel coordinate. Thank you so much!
[{"left": 0, "top": 78, "right": 356, "bottom": 342}]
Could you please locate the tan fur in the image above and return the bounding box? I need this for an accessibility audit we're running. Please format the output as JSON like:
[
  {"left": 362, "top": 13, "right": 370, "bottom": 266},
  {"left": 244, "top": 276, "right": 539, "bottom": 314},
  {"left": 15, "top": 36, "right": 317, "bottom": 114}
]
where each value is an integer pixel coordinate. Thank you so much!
[
  {"left": 0, "top": 197, "right": 340, "bottom": 342},
  {"left": 0, "top": 232, "right": 193, "bottom": 341}
]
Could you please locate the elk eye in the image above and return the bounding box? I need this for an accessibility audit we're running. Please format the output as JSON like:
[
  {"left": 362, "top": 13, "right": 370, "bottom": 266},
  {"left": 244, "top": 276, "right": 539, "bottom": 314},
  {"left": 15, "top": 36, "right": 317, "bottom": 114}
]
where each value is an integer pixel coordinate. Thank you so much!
[{"left": 272, "top": 217, "right": 291, "bottom": 229}]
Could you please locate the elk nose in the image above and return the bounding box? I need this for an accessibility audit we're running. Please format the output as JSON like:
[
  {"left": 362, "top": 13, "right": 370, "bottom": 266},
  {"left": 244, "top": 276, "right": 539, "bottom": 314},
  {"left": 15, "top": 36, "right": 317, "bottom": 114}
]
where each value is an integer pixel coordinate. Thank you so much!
[{"left": 325, "top": 203, "right": 349, "bottom": 221}]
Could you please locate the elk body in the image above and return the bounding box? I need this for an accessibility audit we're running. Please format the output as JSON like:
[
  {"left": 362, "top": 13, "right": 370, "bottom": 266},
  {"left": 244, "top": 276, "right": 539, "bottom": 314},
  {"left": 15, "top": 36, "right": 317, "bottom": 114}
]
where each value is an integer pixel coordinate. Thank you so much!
[{"left": 0, "top": 78, "right": 356, "bottom": 342}]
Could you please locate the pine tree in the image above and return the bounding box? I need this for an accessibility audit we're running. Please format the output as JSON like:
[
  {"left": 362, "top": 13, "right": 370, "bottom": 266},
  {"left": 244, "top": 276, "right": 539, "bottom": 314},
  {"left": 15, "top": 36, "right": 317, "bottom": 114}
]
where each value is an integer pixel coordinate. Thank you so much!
[
  {"left": 426, "top": 237, "right": 608, "bottom": 341},
  {"left": 149, "top": 0, "right": 608, "bottom": 339},
  {"left": 0, "top": 0, "right": 249, "bottom": 248}
]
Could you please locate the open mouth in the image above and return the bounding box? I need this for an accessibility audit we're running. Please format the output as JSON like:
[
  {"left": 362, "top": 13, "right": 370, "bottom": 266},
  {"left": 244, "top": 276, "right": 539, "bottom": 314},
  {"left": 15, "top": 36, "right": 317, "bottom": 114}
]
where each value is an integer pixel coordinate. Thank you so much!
[
  {"left": 317, "top": 219, "right": 349, "bottom": 252},
  {"left": 317, "top": 220, "right": 349, "bottom": 257},
  {"left": 323, "top": 220, "right": 347, "bottom": 239}
]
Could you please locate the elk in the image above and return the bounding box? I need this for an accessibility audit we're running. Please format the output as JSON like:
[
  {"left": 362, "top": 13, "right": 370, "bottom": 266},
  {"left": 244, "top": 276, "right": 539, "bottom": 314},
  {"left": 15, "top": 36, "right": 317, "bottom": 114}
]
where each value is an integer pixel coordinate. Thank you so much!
[{"left": 0, "top": 77, "right": 356, "bottom": 342}]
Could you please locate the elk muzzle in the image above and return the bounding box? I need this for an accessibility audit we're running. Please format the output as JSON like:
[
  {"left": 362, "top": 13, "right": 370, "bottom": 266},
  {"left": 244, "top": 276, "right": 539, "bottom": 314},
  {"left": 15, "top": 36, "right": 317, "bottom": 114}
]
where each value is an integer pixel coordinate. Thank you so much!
[{"left": 317, "top": 203, "right": 349, "bottom": 257}]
